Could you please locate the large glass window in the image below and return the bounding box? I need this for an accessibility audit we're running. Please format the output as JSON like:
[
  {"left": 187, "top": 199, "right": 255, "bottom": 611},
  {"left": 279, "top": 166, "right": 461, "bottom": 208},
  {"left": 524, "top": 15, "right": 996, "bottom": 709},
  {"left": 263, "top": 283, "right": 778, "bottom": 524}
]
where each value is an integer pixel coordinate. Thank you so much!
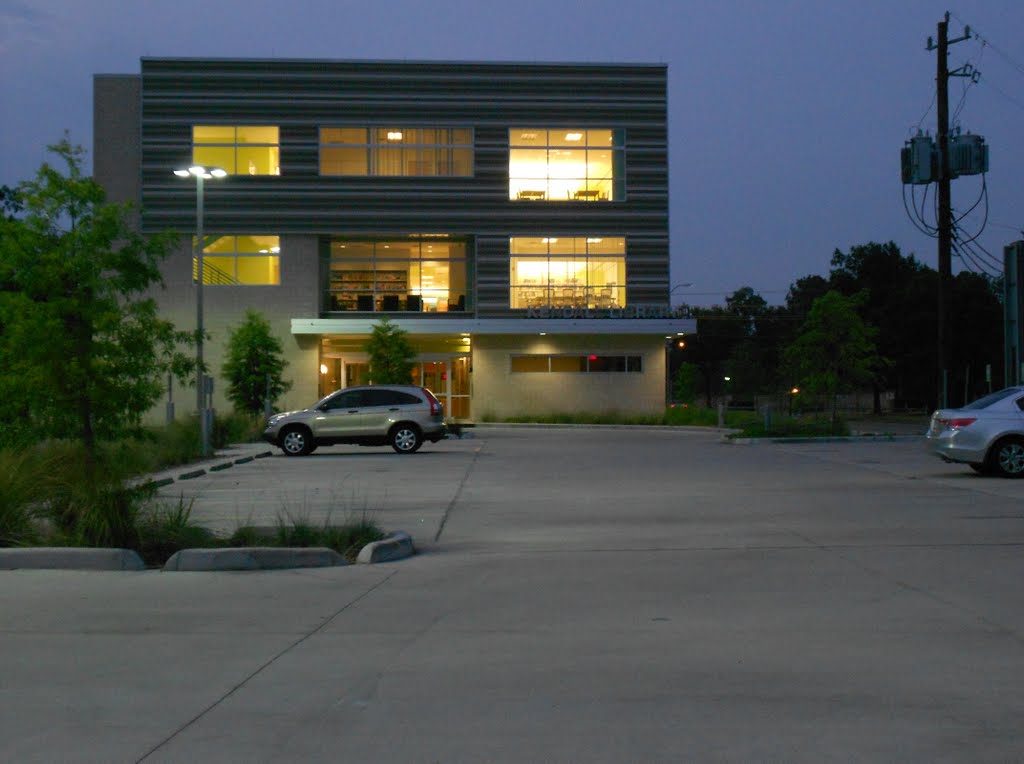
[
  {"left": 320, "top": 128, "right": 473, "bottom": 177},
  {"left": 327, "top": 238, "right": 468, "bottom": 312},
  {"left": 192, "top": 235, "right": 280, "bottom": 285},
  {"left": 193, "top": 126, "right": 280, "bottom": 175},
  {"left": 510, "top": 237, "right": 625, "bottom": 309},
  {"left": 509, "top": 129, "right": 624, "bottom": 201}
]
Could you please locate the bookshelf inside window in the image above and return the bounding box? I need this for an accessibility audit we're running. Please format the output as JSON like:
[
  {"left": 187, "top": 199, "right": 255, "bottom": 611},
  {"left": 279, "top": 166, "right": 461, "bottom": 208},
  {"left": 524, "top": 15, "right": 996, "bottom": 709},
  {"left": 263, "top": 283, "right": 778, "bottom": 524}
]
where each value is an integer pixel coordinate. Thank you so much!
[{"left": 329, "top": 269, "right": 408, "bottom": 311}]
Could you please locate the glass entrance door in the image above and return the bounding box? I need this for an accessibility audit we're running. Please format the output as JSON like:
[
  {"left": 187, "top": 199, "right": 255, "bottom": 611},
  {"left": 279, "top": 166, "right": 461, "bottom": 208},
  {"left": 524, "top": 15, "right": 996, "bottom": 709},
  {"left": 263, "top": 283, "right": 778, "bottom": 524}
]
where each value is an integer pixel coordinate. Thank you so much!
[{"left": 410, "top": 357, "right": 471, "bottom": 420}]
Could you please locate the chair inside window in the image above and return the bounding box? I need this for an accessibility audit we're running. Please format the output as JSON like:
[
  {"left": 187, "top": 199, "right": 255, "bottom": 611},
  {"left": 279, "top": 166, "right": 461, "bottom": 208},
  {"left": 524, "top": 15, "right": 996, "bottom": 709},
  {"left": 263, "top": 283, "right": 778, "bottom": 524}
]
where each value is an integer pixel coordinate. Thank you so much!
[
  {"left": 406, "top": 294, "right": 422, "bottom": 312},
  {"left": 356, "top": 294, "right": 374, "bottom": 311},
  {"left": 382, "top": 294, "right": 400, "bottom": 311}
]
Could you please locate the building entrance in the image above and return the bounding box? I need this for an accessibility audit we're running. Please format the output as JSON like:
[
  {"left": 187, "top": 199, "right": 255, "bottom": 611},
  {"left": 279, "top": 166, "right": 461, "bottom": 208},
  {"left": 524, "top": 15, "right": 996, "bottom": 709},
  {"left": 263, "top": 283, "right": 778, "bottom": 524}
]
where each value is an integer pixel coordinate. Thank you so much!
[{"left": 319, "top": 354, "right": 470, "bottom": 420}]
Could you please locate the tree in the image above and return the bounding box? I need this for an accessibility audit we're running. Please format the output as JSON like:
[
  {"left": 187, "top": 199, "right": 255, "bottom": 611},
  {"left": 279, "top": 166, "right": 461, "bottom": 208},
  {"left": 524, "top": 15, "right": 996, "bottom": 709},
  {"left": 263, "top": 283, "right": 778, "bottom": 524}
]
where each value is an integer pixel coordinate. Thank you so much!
[
  {"left": 951, "top": 271, "right": 1003, "bottom": 402},
  {"left": 365, "top": 317, "right": 415, "bottom": 384},
  {"left": 783, "top": 291, "right": 879, "bottom": 429},
  {"left": 0, "top": 137, "right": 194, "bottom": 461},
  {"left": 222, "top": 310, "right": 292, "bottom": 417},
  {"left": 827, "top": 241, "right": 932, "bottom": 410}
]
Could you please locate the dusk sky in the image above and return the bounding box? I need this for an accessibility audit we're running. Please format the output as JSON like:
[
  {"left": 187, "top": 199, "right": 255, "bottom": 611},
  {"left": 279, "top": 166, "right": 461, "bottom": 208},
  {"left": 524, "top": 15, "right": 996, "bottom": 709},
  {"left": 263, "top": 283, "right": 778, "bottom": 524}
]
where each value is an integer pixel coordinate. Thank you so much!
[{"left": 2, "top": 0, "right": 1022, "bottom": 306}]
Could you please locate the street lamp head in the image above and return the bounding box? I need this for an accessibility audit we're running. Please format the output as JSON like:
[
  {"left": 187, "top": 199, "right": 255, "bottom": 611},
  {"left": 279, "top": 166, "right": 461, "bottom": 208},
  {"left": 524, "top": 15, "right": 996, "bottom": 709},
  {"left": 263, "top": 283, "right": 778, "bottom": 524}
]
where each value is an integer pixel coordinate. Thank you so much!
[{"left": 174, "top": 165, "right": 227, "bottom": 180}]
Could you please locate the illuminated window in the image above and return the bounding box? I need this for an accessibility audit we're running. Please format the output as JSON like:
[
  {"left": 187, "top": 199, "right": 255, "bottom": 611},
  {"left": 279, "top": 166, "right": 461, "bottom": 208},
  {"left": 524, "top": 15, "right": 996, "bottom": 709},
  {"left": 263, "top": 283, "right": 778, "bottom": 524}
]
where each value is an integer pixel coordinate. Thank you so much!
[
  {"left": 327, "top": 238, "right": 468, "bottom": 313},
  {"left": 511, "top": 355, "right": 642, "bottom": 373},
  {"left": 509, "top": 129, "right": 624, "bottom": 201},
  {"left": 192, "top": 126, "right": 280, "bottom": 175},
  {"left": 192, "top": 235, "right": 280, "bottom": 285},
  {"left": 320, "top": 128, "right": 473, "bottom": 176},
  {"left": 509, "top": 236, "right": 626, "bottom": 309}
]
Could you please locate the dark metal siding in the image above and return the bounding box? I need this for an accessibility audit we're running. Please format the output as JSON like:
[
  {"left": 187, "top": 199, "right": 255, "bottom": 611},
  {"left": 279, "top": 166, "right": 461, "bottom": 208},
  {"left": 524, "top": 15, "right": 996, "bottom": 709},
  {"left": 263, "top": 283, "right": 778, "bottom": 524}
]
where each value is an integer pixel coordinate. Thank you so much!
[{"left": 138, "top": 58, "right": 668, "bottom": 316}]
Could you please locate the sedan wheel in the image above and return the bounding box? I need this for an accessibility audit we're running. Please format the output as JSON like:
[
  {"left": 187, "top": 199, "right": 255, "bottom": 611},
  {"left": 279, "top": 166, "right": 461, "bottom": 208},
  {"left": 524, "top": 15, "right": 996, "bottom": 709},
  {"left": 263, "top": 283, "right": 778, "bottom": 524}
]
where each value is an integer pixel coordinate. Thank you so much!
[
  {"left": 390, "top": 424, "right": 422, "bottom": 454},
  {"left": 990, "top": 437, "right": 1024, "bottom": 478}
]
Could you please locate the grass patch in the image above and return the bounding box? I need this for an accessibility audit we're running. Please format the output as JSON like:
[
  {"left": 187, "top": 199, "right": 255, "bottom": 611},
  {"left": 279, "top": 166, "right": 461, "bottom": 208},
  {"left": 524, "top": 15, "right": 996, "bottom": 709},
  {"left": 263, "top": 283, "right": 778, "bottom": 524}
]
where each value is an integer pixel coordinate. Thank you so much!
[
  {"left": 0, "top": 440, "right": 387, "bottom": 566},
  {"left": 480, "top": 406, "right": 762, "bottom": 429},
  {"left": 730, "top": 415, "right": 849, "bottom": 438},
  {"left": 272, "top": 506, "right": 387, "bottom": 563},
  {"left": 136, "top": 497, "right": 218, "bottom": 568}
]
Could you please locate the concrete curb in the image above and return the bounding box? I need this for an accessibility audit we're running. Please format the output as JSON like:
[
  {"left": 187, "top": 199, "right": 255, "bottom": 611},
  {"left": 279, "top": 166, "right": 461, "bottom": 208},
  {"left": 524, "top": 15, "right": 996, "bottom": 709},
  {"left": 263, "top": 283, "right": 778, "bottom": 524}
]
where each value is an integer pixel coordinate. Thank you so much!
[
  {"left": 136, "top": 447, "right": 275, "bottom": 490},
  {"left": 727, "top": 434, "right": 924, "bottom": 445},
  {"left": 0, "top": 548, "right": 145, "bottom": 571},
  {"left": 474, "top": 422, "right": 735, "bottom": 434},
  {"left": 163, "top": 546, "right": 347, "bottom": 572},
  {"left": 357, "top": 531, "right": 416, "bottom": 564}
]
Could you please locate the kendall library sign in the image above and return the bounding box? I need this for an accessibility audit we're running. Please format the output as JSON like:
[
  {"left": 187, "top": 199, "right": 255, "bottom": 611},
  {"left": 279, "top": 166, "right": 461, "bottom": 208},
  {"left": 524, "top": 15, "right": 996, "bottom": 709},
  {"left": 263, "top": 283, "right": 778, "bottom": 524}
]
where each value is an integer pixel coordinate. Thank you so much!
[{"left": 525, "top": 304, "right": 679, "bottom": 319}]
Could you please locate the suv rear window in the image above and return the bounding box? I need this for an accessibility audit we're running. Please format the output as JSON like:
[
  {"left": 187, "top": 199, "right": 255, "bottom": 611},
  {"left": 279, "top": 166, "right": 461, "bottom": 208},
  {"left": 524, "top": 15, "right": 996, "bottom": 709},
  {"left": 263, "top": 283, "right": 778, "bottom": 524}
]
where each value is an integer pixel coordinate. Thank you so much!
[{"left": 362, "top": 389, "right": 422, "bottom": 406}]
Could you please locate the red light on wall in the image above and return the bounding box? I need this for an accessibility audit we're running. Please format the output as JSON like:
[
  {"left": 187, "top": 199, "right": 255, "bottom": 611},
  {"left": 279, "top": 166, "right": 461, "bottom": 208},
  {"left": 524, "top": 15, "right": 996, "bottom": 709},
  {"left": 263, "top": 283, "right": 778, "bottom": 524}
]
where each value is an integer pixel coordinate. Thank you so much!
[{"left": 588, "top": 355, "right": 598, "bottom": 361}]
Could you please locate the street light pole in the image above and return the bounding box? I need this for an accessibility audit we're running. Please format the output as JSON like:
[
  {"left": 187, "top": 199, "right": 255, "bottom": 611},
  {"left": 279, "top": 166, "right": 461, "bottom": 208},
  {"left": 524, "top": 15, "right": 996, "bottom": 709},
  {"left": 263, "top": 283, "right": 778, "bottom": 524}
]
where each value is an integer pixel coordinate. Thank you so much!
[
  {"left": 195, "top": 171, "right": 207, "bottom": 458},
  {"left": 174, "top": 165, "right": 226, "bottom": 458}
]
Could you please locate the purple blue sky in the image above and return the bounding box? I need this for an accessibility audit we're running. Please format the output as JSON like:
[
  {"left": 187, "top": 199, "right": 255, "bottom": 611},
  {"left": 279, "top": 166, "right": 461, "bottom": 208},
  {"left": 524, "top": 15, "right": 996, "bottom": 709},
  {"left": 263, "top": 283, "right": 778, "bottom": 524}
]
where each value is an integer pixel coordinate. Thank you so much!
[{"left": 2, "top": 0, "right": 1023, "bottom": 306}]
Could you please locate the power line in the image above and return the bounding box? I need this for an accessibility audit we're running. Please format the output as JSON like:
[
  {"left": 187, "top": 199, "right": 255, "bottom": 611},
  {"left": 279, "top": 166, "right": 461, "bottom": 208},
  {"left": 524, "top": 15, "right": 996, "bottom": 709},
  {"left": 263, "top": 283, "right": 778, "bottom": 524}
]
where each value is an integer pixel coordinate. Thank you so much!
[
  {"left": 951, "top": 174, "right": 989, "bottom": 244},
  {"left": 951, "top": 12, "right": 1024, "bottom": 79},
  {"left": 903, "top": 183, "right": 938, "bottom": 237},
  {"left": 954, "top": 243, "right": 991, "bottom": 276}
]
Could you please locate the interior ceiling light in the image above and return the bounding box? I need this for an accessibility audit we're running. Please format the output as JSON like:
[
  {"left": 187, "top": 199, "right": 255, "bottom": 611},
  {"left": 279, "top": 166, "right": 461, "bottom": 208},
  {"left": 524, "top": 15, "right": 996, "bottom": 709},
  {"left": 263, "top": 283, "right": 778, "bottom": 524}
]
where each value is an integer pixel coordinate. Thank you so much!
[
  {"left": 565, "top": 132, "right": 583, "bottom": 141},
  {"left": 387, "top": 131, "right": 403, "bottom": 141}
]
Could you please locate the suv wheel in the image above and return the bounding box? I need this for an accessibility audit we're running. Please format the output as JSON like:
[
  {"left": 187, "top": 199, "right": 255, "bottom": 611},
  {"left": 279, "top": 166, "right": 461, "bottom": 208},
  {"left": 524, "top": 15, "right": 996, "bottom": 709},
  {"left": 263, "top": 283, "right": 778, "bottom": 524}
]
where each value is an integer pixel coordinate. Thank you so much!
[
  {"left": 390, "top": 424, "right": 423, "bottom": 454},
  {"left": 280, "top": 425, "right": 314, "bottom": 456}
]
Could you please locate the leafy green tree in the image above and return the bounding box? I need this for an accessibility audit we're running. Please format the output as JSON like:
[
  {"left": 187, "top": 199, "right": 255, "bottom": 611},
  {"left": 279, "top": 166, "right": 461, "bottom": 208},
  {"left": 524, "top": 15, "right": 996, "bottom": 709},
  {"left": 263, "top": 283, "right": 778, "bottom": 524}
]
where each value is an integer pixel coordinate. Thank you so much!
[
  {"left": 222, "top": 310, "right": 292, "bottom": 417},
  {"left": 951, "top": 271, "right": 1003, "bottom": 402},
  {"left": 0, "top": 137, "right": 194, "bottom": 461},
  {"left": 365, "top": 317, "right": 415, "bottom": 384},
  {"left": 828, "top": 241, "right": 932, "bottom": 410},
  {"left": 784, "top": 291, "right": 880, "bottom": 430},
  {"left": 673, "top": 361, "right": 698, "bottom": 404},
  {"left": 785, "top": 275, "right": 830, "bottom": 319}
]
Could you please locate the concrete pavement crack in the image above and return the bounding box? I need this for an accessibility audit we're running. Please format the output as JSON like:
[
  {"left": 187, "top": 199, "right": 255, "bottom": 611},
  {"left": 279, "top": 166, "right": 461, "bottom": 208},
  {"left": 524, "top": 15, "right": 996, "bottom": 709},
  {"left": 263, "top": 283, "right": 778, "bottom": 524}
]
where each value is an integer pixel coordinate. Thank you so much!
[
  {"left": 783, "top": 526, "right": 1024, "bottom": 648},
  {"left": 134, "top": 570, "right": 398, "bottom": 763},
  {"left": 433, "top": 444, "right": 482, "bottom": 542}
]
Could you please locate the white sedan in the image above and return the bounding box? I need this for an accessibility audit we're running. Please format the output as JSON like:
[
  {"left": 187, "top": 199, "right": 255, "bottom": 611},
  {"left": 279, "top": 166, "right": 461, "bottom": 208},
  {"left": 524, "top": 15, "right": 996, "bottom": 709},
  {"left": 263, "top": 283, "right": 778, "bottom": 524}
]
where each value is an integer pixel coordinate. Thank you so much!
[{"left": 926, "top": 386, "right": 1024, "bottom": 477}]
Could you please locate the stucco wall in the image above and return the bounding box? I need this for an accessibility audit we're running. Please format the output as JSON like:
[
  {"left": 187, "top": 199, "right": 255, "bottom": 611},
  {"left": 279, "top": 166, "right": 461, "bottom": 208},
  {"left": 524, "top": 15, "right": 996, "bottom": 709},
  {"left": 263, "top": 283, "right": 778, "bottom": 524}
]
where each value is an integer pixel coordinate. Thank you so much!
[
  {"left": 471, "top": 334, "right": 666, "bottom": 419},
  {"left": 150, "top": 234, "right": 320, "bottom": 420}
]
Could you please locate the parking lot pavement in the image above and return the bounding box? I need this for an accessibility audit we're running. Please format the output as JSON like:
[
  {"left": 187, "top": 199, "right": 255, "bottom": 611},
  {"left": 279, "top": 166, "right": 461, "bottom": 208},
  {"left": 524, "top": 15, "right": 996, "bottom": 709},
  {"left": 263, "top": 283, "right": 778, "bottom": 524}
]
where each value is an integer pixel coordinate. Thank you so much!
[
  {"left": 154, "top": 436, "right": 482, "bottom": 538},
  {"left": 3, "top": 427, "right": 1024, "bottom": 762}
]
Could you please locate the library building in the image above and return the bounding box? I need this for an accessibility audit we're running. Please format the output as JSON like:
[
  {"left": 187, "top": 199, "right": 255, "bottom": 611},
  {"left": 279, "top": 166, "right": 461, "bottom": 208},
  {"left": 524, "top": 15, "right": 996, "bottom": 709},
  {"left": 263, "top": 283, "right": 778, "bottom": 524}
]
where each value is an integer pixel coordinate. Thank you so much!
[{"left": 94, "top": 58, "right": 694, "bottom": 421}]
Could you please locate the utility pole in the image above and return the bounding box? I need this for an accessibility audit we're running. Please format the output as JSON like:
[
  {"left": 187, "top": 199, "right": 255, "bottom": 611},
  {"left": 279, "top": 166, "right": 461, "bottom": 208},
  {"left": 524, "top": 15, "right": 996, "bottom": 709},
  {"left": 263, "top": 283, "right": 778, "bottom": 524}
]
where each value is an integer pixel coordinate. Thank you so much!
[
  {"left": 927, "top": 12, "right": 972, "bottom": 409},
  {"left": 935, "top": 14, "right": 952, "bottom": 409}
]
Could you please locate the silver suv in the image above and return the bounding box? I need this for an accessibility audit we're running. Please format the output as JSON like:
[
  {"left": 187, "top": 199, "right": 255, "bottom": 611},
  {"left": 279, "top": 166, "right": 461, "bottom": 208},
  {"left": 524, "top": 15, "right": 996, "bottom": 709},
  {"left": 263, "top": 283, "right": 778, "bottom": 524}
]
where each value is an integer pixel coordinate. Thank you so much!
[{"left": 263, "top": 385, "right": 446, "bottom": 456}]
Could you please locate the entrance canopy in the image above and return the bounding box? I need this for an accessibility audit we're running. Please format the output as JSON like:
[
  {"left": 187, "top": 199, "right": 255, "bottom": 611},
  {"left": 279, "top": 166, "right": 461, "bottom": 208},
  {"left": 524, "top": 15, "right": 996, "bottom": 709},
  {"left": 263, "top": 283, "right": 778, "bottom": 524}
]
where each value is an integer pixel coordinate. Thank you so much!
[{"left": 291, "top": 317, "right": 697, "bottom": 337}]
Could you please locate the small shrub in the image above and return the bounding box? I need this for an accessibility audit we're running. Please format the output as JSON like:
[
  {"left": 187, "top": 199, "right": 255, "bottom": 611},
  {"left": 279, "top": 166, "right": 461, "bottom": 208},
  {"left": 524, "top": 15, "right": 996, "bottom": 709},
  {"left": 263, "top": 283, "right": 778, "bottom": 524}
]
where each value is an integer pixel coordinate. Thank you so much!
[
  {"left": 137, "top": 497, "right": 217, "bottom": 567},
  {"left": 227, "top": 525, "right": 268, "bottom": 547},
  {"left": 275, "top": 518, "right": 322, "bottom": 548},
  {"left": 212, "top": 412, "right": 265, "bottom": 449},
  {"left": 731, "top": 414, "right": 848, "bottom": 438},
  {"left": 322, "top": 520, "right": 386, "bottom": 562},
  {"left": 0, "top": 449, "right": 50, "bottom": 547}
]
